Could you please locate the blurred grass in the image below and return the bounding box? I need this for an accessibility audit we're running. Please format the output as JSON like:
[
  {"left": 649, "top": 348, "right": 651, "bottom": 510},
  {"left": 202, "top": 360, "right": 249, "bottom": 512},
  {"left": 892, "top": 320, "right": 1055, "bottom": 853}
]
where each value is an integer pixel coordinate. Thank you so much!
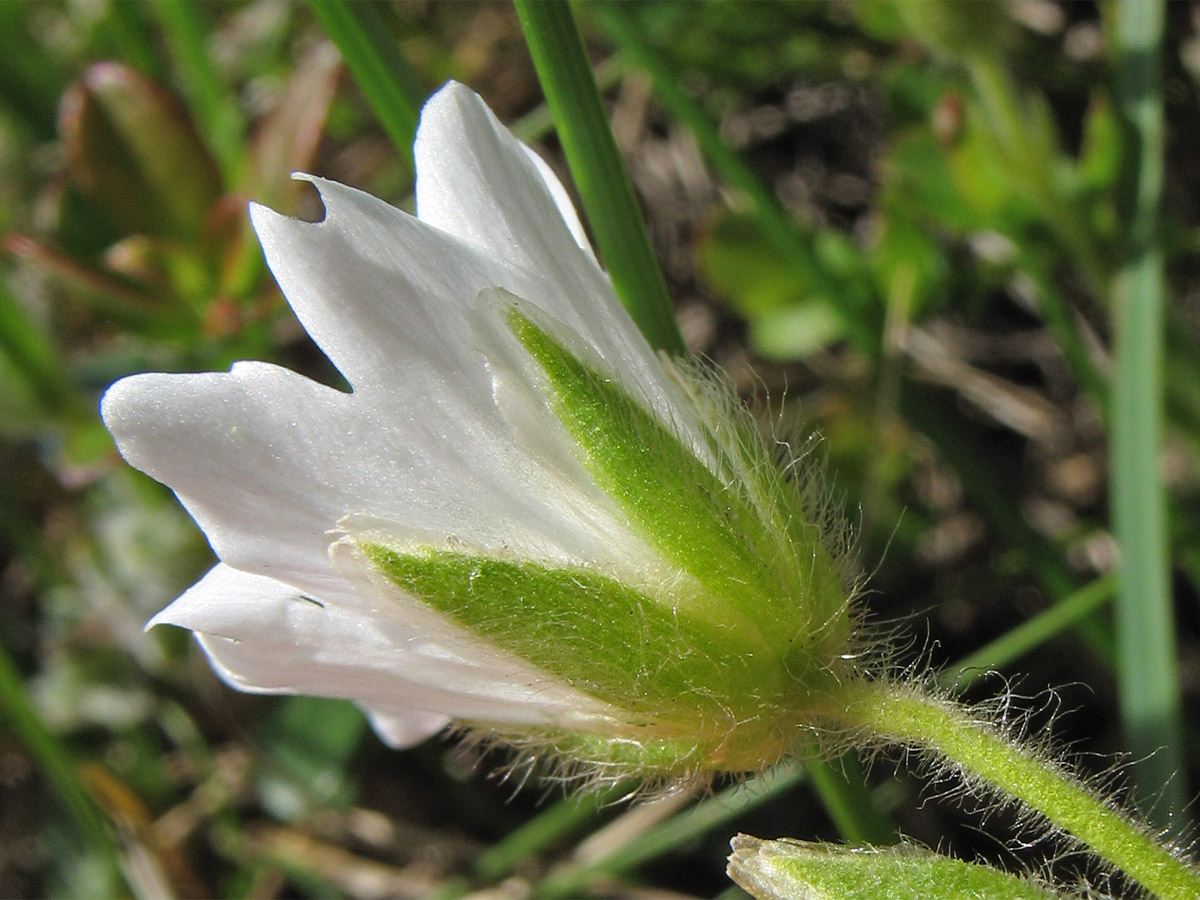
[
  {"left": 0, "top": 1, "right": 1197, "bottom": 896},
  {"left": 1109, "top": 0, "right": 1183, "bottom": 823}
]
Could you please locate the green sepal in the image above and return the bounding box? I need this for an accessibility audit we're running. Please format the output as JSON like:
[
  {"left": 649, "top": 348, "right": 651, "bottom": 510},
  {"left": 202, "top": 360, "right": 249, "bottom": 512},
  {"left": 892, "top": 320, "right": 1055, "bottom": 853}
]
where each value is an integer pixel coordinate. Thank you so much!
[
  {"left": 362, "top": 542, "right": 766, "bottom": 713},
  {"left": 503, "top": 305, "right": 853, "bottom": 660},
  {"left": 361, "top": 541, "right": 803, "bottom": 772},
  {"left": 728, "top": 836, "right": 1074, "bottom": 900}
]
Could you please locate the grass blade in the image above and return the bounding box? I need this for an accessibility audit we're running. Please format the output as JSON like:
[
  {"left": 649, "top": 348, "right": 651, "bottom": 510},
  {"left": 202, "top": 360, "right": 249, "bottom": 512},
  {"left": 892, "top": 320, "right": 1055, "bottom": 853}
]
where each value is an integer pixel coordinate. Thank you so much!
[
  {"left": 942, "top": 575, "right": 1117, "bottom": 693},
  {"left": 513, "top": 0, "right": 685, "bottom": 356},
  {"left": 0, "top": 638, "right": 123, "bottom": 887},
  {"left": 1109, "top": 0, "right": 1184, "bottom": 822}
]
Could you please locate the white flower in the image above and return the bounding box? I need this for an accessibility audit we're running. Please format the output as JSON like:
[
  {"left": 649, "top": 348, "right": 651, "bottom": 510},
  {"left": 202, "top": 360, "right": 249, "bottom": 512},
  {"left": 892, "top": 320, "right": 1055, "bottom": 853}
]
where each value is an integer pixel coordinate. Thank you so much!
[{"left": 102, "top": 82, "right": 857, "bottom": 781}]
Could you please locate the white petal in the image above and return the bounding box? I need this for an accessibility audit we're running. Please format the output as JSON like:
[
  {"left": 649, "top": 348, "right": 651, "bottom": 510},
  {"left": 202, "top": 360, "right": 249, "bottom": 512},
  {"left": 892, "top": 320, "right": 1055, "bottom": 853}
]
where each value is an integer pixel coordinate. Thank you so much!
[
  {"left": 154, "top": 564, "right": 618, "bottom": 744},
  {"left": 252, "top": 172, "right": 673, "bottom": 428},
  {"left": 521, "top": 146, "right": 597, "bottom": 264},
  {"left": 412, "top": 83, "right": 680, "bottom": 415},
  {"left": 415, "top": 82, "right": 593, "bottom": 281},
  {"left": 362, "top": 706, "right": 450, "bottom": 749},
  {"left": 250, "top": 176, "right": 681, "bottom": 480},
  {"left": 101, "top": 358, "right": 644, "bottom": 587},
  {"left": 250, "top": 177, "right": 500, "bottom": 402}
]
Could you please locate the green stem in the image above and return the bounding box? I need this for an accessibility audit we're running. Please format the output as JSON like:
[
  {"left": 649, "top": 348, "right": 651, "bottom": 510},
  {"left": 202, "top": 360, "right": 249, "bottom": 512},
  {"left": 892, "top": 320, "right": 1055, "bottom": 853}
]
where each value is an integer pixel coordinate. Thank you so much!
[
  {"left": 513, "top": 0, "right": 685, "bottom": 356},
  {"left": 1109, "top": 0, "right": 1184, "bottom": 823},
  {"left": 835, "top": 680, "right": 1200, "bottom": 900}
]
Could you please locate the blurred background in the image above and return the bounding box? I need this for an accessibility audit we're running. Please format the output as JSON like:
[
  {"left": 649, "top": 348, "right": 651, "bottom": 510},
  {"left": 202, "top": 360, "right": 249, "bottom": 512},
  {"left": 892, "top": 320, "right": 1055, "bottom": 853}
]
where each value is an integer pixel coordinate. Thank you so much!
[{"left": 1, "top": 1, "right": 1199, "bottom": 897}]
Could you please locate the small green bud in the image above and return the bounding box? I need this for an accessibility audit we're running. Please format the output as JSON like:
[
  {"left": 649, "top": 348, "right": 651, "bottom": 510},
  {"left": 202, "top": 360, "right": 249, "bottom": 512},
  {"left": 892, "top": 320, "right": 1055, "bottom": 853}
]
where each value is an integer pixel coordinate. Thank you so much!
[{"left": 727, "top": 835, "right": 1072, "bottom": 900}]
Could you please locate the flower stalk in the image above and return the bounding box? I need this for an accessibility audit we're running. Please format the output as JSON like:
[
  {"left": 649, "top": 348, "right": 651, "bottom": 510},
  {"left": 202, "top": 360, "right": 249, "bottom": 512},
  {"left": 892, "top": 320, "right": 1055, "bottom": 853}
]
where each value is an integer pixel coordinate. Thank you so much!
[{"left": 830, "top": 679, "right": 1200, "bottom": 900}]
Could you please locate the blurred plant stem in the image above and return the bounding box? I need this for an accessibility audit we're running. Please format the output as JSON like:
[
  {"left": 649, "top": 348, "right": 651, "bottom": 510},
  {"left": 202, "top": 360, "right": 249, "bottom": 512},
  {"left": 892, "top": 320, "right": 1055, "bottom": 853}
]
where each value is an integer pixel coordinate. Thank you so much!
[{"left": 1108, "top": 0, "right": 1184, "bottom": 824}]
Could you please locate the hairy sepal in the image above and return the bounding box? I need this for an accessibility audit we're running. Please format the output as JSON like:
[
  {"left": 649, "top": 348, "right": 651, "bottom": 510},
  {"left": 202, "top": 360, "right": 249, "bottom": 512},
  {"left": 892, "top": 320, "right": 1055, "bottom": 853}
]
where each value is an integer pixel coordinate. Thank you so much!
[
  {"left": 359, "top": 537, "right": 828, "bottom": 778},
  {"left": 498, "top": 295, "right": 859, "bottom": 671}
]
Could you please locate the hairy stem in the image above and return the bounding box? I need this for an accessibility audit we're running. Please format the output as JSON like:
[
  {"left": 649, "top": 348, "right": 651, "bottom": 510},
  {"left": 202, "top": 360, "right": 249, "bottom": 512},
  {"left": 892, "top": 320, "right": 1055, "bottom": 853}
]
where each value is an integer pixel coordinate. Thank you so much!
[{"left": 831, "top": 680, "right": 1199, "bottom": 900}]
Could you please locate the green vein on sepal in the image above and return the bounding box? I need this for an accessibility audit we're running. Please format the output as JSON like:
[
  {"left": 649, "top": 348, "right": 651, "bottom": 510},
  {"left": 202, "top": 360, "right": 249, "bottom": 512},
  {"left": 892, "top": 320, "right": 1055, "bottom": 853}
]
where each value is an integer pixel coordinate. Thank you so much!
[
  {"left": 728, "top": 836, "right": 1070, "bottom": 900},
  {"left": 362, "top": 543, "right": 765, "bottom": 711}
]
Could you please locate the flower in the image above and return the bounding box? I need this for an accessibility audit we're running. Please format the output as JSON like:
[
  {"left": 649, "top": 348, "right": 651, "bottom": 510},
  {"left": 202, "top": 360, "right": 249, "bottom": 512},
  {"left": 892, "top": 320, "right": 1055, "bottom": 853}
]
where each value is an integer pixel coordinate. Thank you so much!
[{"left": 102, "top": 82, "right": 859, "bottom": 784}]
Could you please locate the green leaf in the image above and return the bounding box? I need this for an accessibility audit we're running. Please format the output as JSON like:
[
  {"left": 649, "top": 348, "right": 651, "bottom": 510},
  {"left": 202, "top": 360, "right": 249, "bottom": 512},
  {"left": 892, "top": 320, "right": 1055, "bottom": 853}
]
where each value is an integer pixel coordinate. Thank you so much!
[
  {"left": 255, "top": 697, "right": 365, "bottom": 822},
  {"left": 145, "top": 0, "right": 243, "bottom": 179},
  {"left": 893, "top": 0, "right": 1007, "bottom": 60},
  {"left": 727, "top": 836, "right": 1069, "bottom": 900},
  {"left": 1076, "top": 95, "right": 1121, "bottom": 193},
  {"left": 747, "top": 305, "right": 845, "bottom": 362},
  {"left": 699, "top": 229, "right": 848, "bottom": 357}
]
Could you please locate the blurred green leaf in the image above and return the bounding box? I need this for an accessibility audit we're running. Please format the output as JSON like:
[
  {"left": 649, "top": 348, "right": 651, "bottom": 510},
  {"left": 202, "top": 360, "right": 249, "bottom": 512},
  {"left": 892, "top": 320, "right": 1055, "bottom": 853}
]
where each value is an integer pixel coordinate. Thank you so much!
[
  {"left": 60, "top": 63, "right": 221, "bottom": 242},
  {"left": 699, "top": 213, "right": 846, "bottom": 359},
  {"left": 146, "top": 0, "right": 243, "bottom": 179},
  {"left": 893, "top": 0, "right": 1008, "bottom": 61},
  {"left": 749, "top": 304, "right": 846, "bottom": 361},
  {"left": 0, "top": 280, "right": 76, "bottom": 431},
  {"left": 255, "top": 697, "right": 366, "bottom": 822},
  {"left": 1076, "top": 94, "right": 1122, "bottom": 194},
  {"left": 0, "top": 3, "right": 65, "bottom": 138}
]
